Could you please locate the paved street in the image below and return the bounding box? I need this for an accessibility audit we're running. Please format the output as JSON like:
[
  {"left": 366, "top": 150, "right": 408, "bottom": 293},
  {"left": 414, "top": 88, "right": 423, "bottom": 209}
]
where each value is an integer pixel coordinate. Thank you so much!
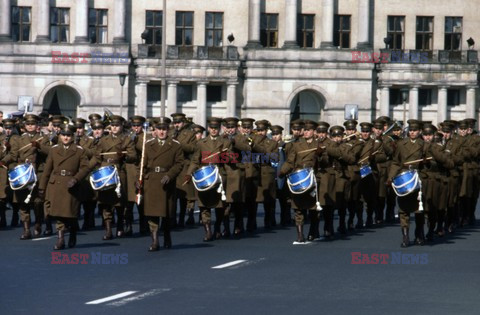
[{"left": 1, "top": 204, "right": 480, "bottom": 315}]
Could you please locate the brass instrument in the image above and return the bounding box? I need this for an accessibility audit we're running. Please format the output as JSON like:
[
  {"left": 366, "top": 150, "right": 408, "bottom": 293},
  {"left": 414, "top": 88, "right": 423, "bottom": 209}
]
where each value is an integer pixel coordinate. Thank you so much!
[{"left": 343, "top": 131, "right": 360, "bottom": 140}]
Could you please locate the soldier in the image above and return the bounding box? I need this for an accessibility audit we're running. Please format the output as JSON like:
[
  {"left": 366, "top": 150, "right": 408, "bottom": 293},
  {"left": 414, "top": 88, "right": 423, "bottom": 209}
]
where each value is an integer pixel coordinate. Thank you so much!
[
  {"left": 252, "top": 120, "right": 277, "bottom": 230},
  {"left": 192, "top": 124, "right": 206, "bottom": 141},
  {"left": 387, "top": 120, "right": 428, "bottom": 247},
  {"left": 142, "top": 117, "right": 184, "bottom": 251},
  {"left": 222, "top": 117, "right": 250, "bottom": 237},
  {"left": 38, "top": 125, "right": 90, "bottom": 249},
  {"left": 186, "top": 117, "right": 231, "bottom": 241},
  {"left": 89, "top": 115, "right": 136, "bottom": 240},
  {"left": 385, "top": 122, "right": 403, "bottom": 223},
  {"left": 2, "top": 114, "right": 51, "bottom": 239},
  {"left": 314, "top": 121, "right": 330, "bottom": 237},
  {"left": 279, "top": 120, "right": 319, "bottom": 243},
  {"left": 190, "top": 124, "right": 205, "bottom": 225},
  {"left": 170, "top": 113, "right": 196, "bottom": 228},
  {"left": 125, "top": 115, "right": 149, "bottom": 235},
  {"left": 0, "top": 119, "right": 19, "bottom": 227},
  {"left": 464, "top": 118, "right": 480, "bottom": 225}
]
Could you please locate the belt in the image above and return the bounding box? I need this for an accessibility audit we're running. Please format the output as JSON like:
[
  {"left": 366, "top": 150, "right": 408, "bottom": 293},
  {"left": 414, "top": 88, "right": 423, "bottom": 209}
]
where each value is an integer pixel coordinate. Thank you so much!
[
  {"left": 149, "top": 167, "right": 168, "bottom": 173},
  {"left": 53, "top": 170, "right": 75, "bottom": 176}
]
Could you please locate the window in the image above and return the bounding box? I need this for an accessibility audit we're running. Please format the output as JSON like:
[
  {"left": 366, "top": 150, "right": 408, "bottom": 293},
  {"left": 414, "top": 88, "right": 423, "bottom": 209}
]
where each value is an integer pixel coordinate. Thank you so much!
[
  {"left": 447, "top": 89, "right": 460, "bottom": 106},
  {"left": 177, "top": 84, "right": 193, "bottom": 102},
  {"left": 334, "top": 15, "right": 350, "bottom": 48},
  {"left": 419, "top": 89, "right": 432, "bottom": 106},
  {"left": 387, "top": 16, "right": 405, "bottom": 50},
  {"left": 297, "top": 14, "right": 315, "bottom": 48},
  {"left": 147, "top": 84, "right": 161, "bottom": 102},
  {"left": 206, "top": 12, "right": 223, "bottom": 47},
  {"left": 416, "top": 17, "right": 433, "bottom": 50},
  {"left": 175, "top": 11, "right": 193, "bottom": 46},
  {"left": 145, "top": 10, "right": 162, "bottom": 45},
  {"left": 88, "top": 9, "right": 107, "bottom": 44},
  {"left": 207, "top": 85, "right": 222, "bottom": 102},
  {"left": 11, "top": 6, "right": 31, "bottom": 42},
  {"left": 260, "top": 13, "right": 278, "bottom": 48},
  {"left": 389, "top": 89, "right": 402, "bottom": 106},
  {"left": 445, "top": 17, "right": 462, "bottom": 51},
  {"left": 50, "top": 8, "right": 70, "bottom": 43}
]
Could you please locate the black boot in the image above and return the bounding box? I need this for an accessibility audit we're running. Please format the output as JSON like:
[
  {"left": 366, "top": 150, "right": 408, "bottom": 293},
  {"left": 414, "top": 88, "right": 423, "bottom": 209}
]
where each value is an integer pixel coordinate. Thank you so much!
[
  {"left": 43, "top": 218, "right": 53, "bottom": 236},
  {"left": 148, "top": 230, "right": 159, "bottom": 252},
  {"left": 68, "top": 224, "right": 77, "bottom": 248},
  {"left": 222, "top": 215, "right": 231, "bottom": 238},
  {"left": 103, "top": 221, "right": 113, "bottom": 240},
  {"left": 164, "top": 221, "right": 172, "bottom": 249},
  {"left": 295, "top": 224, "right": 305, "bottom": 243},
  {"left": 10, "top": 208, "right": 19, "bottom": 227},
  {"left": 401, "top": 227, "right": 409, "bottom": 248},
  {"left": 185, "top": 208, "right": 195, "bottom": 226},
  {"left": 0, "top": 202, "right": 6, "bottom": 228},
  {"left": 178, "top": 208, "right": 186, "bottom": 228},
  {"left": 20, "top": 221, "right": 32, "bottom": 240},
  {"left": 54, "top": 230, "right": 65, "bottom": 250}
]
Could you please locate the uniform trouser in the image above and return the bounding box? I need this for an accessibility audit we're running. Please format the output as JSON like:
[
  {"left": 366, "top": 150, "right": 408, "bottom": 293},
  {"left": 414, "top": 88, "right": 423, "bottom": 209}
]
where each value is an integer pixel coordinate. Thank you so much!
[
  {"left": 125, "top": 201, "right": 145, "bottom": 226},
  {"left": 200, "top": 207, "right": 225, "bottom": 232},
  {"left": 323, "top": 206, "right": 334, "bottom": 234},
  {"left": 246, "top": 200, "right": 257, "bottom": 230},
  {"left": 347, "top": 200, "right": 359, "bottom": 226},
  {"left": 55, "top": 218, "right": 78, "bottom": 231},
  {"left": 19, "top": 202, "right": 43, "bottom": 225},
  {"left": 263, "top": 198, "right": 276, "bottom": 228},
  {"left": 0, "top": 200, "right": 6, "bottom": 227},
  {"left": 231, "top": 203, "right": 244, "bottom": 232},
  {"left": 100, "top": 203, "right": 124, "bottom": 230},
  {"left": 458, "top": 197, "right": 471, "bottom": 225},
  {"left": 81, "top": 200, "right": 97, "bottom": 228},
  {"left": 294, "top": 209, "right": 305, "bottom": 226},
  {"left": 385, "top": 187, "right": 397, "bottom": 221},
  {"left": 147, "top": 216, "right": 169, "bottom": 233},
  {"left": 398, "top": 193, "right": 424, "bottom": 230},
  {"left": 359, "top": 176, "right": 377, "bottom": 224},
  {"left": 307, "top": 210, "right": 320, "bottom": 238},
  {"left": 277, "top": 188, "right": 291, "bottom": 225},
  {"left": 376, "top": 197, "right": 386, "bottom": 222}
]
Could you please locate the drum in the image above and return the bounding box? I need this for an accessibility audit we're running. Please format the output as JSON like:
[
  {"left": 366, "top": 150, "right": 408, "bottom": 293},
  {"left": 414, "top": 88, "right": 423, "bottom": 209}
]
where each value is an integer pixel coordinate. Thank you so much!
[
  {"left": 392, "top": 170, "right": 420, "bottom": 197},
  {"left": 192, "top": 165, "right": 220, "bottom": 191},
  {"left": 287, "top": 168, "right": 315, "bottom": 194},
  {"left": 89, "top": 165, "right": 119, "bottom": 191},
  {"left": 8, "top": 163, "right": 37, "bottom": 190},
  {"left": 360, "top": 165, "right": 372, "bottom": 178}
]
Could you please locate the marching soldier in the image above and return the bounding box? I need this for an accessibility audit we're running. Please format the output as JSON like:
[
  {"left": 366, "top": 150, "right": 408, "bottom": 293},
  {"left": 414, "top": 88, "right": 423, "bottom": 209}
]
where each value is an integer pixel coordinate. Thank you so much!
[
  {"left": 170, "top": 113, "right": 196, "bottom": 228},
  {"left": 89, "top": 115, "right": 136, "bottom": 240},
  {"left": 0, "top": 119, "right": 19, "bottom": 227},
  {"left": 314, "top": 121, "right": 330, "bottom": 237},
  {"left": 464, "top": 118, "right": 480, "bottom": 225},
  {"left": 279, "top": 120, "right": 319, "bottom": 243},
  {"left": 38, "top": 125, "right": 90, "bottom": 249},
  {"left": 186, "top": 117, "right": 232, "bottom": 241},
  {"left": 142, "top": 117, "right": 184, "bottom": 251},
  {"left": 2, "top": 114, "right": 51, "bottom": 239}
]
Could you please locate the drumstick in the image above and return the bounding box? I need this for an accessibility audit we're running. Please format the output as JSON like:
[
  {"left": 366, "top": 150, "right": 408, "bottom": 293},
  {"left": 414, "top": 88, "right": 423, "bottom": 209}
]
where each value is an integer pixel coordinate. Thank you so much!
[
  {"left": 357, "top": 150, "right": 379, "bottom": 164},
  {"left": 19, "top": 137, "right": 44, "bottom": 151},
  {"left": 404, "top": 156, "right": 433, "bottom": 166},
  {"left": 202, "top": 148, "right": 228, "bottom": 161},
  {"left": 100, "top": 151, "right": 128, "bottom": 155}
]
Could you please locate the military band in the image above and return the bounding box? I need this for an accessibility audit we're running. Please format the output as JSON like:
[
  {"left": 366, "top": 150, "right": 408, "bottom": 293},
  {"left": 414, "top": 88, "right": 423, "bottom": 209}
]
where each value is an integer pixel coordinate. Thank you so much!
[{"left": 1, "top": 110, "right": 480, "bottom": 251}]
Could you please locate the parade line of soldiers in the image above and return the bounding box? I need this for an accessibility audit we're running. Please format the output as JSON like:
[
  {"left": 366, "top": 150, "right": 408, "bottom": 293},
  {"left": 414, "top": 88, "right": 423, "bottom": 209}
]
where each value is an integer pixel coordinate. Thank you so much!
[{"left": 0, "top": 111, "right": 478, "bottom": 251}]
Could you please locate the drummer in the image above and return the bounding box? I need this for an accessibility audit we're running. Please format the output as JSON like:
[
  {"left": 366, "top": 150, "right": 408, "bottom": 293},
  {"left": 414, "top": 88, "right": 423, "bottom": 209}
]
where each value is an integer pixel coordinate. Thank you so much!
[
  {"left": 38, "top": 125, "right": 90, "bottom": 249},
  {"left": 186, "top": 117, "right": 232, "bottom": 241},
  {"left": 387, "top": 120, "right": 427, "bottom": 247}
]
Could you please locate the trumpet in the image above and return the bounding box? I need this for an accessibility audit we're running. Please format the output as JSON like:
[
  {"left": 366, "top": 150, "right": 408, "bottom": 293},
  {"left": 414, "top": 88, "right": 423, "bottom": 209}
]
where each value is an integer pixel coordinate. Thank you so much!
[{"left": 343, "top": 131, "right": 360, "bottom": 140}]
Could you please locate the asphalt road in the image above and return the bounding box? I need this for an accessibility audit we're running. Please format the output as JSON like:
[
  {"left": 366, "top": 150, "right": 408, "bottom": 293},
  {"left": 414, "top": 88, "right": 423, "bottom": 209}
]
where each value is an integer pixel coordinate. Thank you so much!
[{"left": 1, "top": 204, "right": 480, "bottom": 315}]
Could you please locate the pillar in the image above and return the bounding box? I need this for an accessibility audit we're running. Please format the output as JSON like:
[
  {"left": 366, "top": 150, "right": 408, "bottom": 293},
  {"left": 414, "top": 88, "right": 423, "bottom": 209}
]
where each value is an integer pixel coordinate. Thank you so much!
[
  {"left": 437, "top": 86, "right": 448, "bottom": 124},
  {"left": 74, "top": 0, "right": 89, "bottom": 43},
  {"left": 226, "top": 81, "right": 238, "bottom": 117},
  {"left": 409, "top": 85, "right": 419, "bottom": 120},
  {"left": 357, "top": 0, "right": 370, "bottom": 48},
  {"left": 197, "top": 82, "right": 208, "bottom": 128},
  {"left": 0, "top": 0, "right": 11, "bottom": 41},
  {"left": 36, "top": 0, "right": 50, "bottom": 42},
  {"left": 113, "top": 0, "right": 126, "bottom": 43},
  {"left": 320, "top": 0, "right": 334, "bottom": 48},
  {"left": 135, "top": 81, "right": 148, "bottom": 117},
  {"left": 283, "top": 0, "right": 298, "bottom": 48},
  {"left": 380, "top": 86, "right": 391, "bottom": 117},
  {"left": 466, "top": 86, "right": 477, "bottom": 119},
  {"left": 246, "top": 0, "right": 261, "bottom": 48},
  {"left": 167, "top": 81, "right": 179, "bottom": 116}
]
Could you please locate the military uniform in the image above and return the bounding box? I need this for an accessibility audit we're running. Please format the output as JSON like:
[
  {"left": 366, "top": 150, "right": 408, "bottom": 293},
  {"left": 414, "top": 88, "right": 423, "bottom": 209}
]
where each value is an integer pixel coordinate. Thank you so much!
[
  {"left": 38, "top": 125, "right": 90, "bottom": 249},
  {"left": 143, "top": 117, "right": 184, "bottom": 251}
]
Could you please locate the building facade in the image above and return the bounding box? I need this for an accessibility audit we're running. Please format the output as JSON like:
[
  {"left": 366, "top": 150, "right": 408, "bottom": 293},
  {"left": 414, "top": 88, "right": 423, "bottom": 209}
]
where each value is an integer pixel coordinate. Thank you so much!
[{"left": 0, "top": 0, "right": 479, "bottom": 129}]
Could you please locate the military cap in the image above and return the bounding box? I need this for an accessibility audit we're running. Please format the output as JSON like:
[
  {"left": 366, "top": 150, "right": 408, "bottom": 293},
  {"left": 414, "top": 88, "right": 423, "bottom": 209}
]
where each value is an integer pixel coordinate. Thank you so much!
[
  {"left": 2, "top": 118, "right": 16, "bottom": 129},
  {"left": 360, "top": 122, "right": 373, "bottom": 132},
  {"left": 154, "top": 117, "right": 171, "bottom": 128},
  {"left": 38, "top": 111, "right": 49, "bottom": 120},
  {"left": 464, "top": 118, "right": 477, "bottom": 128},
  {"left": 255, "top": 119, "right": 271, "bottom": 131},
  {"left": 316, "top": 121, "right": 330, "bottom": 133},
  {"left": 444, "top": 120, "right": 458, "bottom": 128},
  {"left": 240, "top": 118, "right": 255, "bottom": 128},
  {"left": 458, "top": 120, "right": 469, "bottom": 129},
  {"left": 88, "top": 113, "right": 102, "bottom": 121},
  {"left": 24, "top": 114, "right": 39, "bottom": 123},
  {"left": 109, "top": 115, "right": 125, "bottom": 125},
  {"left": 290, "top": 119, "right": 305, "bottom": 130},
  {"left": 223, "top": 117, "right": 239, "bottom": 128},
  {"left": 407, "top": 119, "right": 422, "bottom": 130},
  {"left": 59, "top": 124, "right": 76, "bottom": 136},
  {"left": 192, "top": 124, "right": 206, "bottom": 133},
  {"left": 329, "top": 125, "right": 345, "bottom": 136},
  {"left": 186, "top": 117, "right": 194, "bottom": 124},
  {"left": 373, "top": 119, "right": 386, "bottom": 129},
  {"left": 207, "top": 117, "right": 223, "bottom": 128},
  {"left": 130, "top": 115, "right": 146, "bottom": 126},
  {"left": 171, "top": 112, "right": 186, "bottom": 123},
  {"left": 271, "top": 125, "right": 284, "bottom": 135},
  {"left": 422, "top": 123, "right": 437, "bottom": 135},
  {"left": 91, "top": 120, "right": 104, "bottom": 129},
  {"left": 377, "top": 116, "right": 391, "bottom": 124},
  {"left": 304, "top": 120, "right": 318, "bottom": 130},
  {"left": 50, "top": 115, "right": 68, "bottom": 126},
  {"left": 74, "top": 118, "right": 87, "bottom": 128},
  {"left": 392, "top": 122, "right": 402, "bottom": 131},
  {"left": 343, "top": 119, "right": 358, "bottom": 130}
]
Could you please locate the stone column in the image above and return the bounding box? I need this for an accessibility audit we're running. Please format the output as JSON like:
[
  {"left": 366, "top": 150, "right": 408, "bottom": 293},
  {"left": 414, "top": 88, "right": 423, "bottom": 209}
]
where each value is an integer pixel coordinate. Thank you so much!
[
  {"left": 466, "top": 86, "right": 477, "bottom": 118},
  {"left": 74, "top": 0, "right": 89, "bottom": 43},
  {"left": 0, "top": 0, "right": 12, "bottom": 41},
  {"left": 380, "top": 86, "right": 391, "bottom": 117},
  {"left": 36, "top": 0, "right": 50, "bottom": 42},
  {"left": 437, "top": 86, "right": 448, "bottom": 124},
  {"left": 283, "top": 0, "right": 298, "bottom": 48},
  {"left": 226, "top": 81, "right": 238, "bottom": 117},
  {"left": 409, "top": 85, "right": 420, "bottom": 120},
  {"left": 246, "top": 0, "right": 261, "bottom": 48},
  {"left": 135, "top": 81, "right": 148, "bottom": 117},
  {"left": 357, "top": 0, "right": 370, "bottom": 48},
  {"left": 113, "top": 0, "right": 126, "bottom": 43},
  {"left": 320, "top": 0, "right": 334, "bottom": 48},
  {"left": 167, "top": 81, "right": 179, "bottom": 116},
  {"left": 197, "top": 82, "right": 208, "bottom": 128}
]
